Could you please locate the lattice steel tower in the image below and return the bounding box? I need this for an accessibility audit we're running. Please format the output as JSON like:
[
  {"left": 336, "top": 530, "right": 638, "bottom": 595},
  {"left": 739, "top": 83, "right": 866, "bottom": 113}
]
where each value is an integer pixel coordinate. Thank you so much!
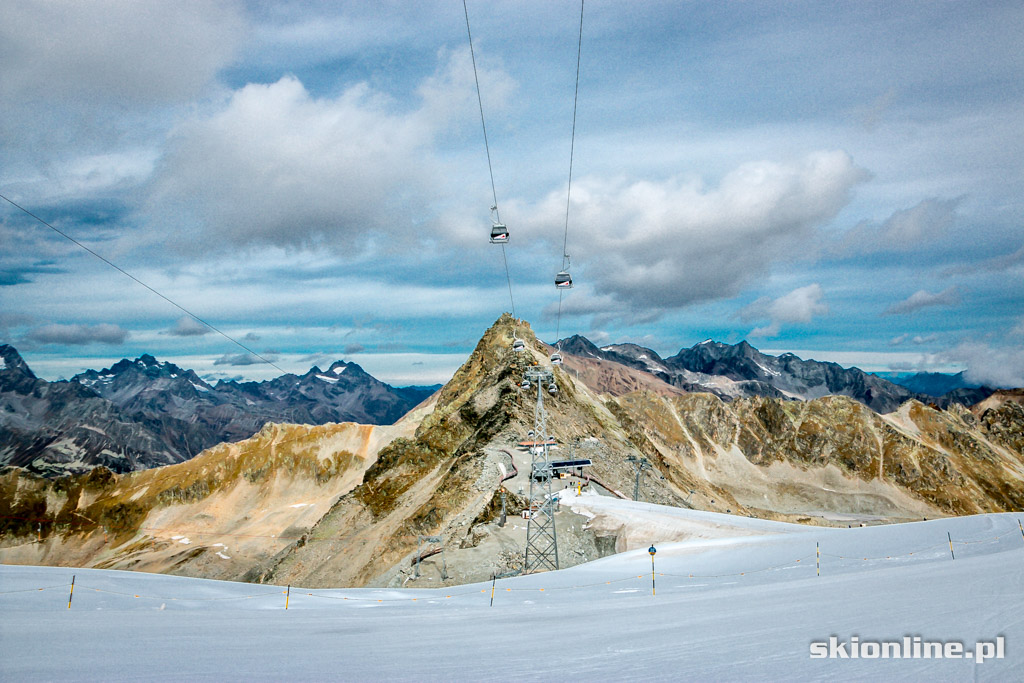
[{"left": 523, "top": 368, "right": 559, "bottom": 573}]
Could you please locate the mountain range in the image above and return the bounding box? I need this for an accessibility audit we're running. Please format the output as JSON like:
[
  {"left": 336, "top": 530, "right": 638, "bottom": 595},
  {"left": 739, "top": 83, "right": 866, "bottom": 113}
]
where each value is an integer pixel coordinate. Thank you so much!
[
  {"left": 553, "top": 335, "right": 992, "bottom": 412},
  {"left": 1, "top": 315, "right": 1020, "bottom": 590},
  {"left": 0, "top": 344, "right": 436, "bottom": 477},
  {"left": 1, "top": 335, "right": 995, "bottom": 478}
]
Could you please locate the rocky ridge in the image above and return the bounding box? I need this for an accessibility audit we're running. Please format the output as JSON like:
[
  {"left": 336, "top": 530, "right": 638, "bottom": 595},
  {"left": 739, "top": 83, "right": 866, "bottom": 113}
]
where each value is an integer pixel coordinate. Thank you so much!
[
  {"left": 556, "top": 335, "right": 993, "bottom": 412},
  {"left": 0, "top": 344, "right": 435, "bottom": 477},
  {"left": 0, "top": 317, "right": 1021, "bottom": 588}
]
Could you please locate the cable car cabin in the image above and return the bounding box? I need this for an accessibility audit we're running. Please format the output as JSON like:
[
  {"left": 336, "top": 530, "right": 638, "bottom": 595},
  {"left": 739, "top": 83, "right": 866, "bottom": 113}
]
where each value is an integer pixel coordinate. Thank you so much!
[
  {"left": 550, "top": 352, "right": 563, "bottom": 365},
  {"left": 490, "top": 223, "right": 509, "bottom": 244},
  {"left": 548, "top": 382, "right": 558, "bottom": 395},
  {"left": 555, "top": 271, "right": 573, "bottom": 289},
  {"left": 520, "top": 379, "right": 531, "bottom": 389},
  {"left": 512, "top": 338, "right": 525, "bottom": 352}
]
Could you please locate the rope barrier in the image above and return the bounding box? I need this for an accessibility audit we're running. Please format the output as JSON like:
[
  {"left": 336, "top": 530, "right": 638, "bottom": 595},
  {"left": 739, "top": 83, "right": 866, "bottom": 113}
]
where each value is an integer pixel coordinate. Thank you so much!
[
  {"left": 661, "top": 554, "right": 815, "bottom": 580},
  {"left": 78, "top": 584, "right": 284, "bottom": 602},
  {"left": 4, "top": 525, "right": 1019, "bottom": 607},
  {"left": 0, "top": 583, "right": 70, "bottom": 595}
]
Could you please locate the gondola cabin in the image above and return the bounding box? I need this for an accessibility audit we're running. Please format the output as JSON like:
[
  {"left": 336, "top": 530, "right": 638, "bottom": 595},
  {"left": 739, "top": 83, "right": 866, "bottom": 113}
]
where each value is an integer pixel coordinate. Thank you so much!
[
  {"left": 555, "top": 270, "right": 573, "bottom": 289},
  {"left": 490, "top": 223, "right": 509, "bottom": 244}
]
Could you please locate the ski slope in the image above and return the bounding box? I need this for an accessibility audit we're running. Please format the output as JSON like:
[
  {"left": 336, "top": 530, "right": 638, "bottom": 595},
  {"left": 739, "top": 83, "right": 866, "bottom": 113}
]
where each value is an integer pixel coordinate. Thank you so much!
[{"left": 2, "top": 496, "right": 1022, "bottom": 682}]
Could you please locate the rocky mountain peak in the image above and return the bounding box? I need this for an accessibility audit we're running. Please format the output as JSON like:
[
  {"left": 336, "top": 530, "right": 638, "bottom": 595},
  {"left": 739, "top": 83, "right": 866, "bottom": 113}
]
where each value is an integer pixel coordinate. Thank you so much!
[
  {"left": 0, "top": 344, "right": 35, "bottom": 379},
  {"left": 0, "top": 343, "right": 39, "bottom": 394},
  {"left": 553, "top": 334, "right": 604, "bottom": 358}
]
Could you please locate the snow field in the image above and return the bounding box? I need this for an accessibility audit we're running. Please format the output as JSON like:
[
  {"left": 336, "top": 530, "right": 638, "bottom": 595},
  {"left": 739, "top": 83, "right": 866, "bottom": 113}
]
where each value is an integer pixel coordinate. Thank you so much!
[{"left": 2, "top": 505, "right": 1022, "bottom": 681}]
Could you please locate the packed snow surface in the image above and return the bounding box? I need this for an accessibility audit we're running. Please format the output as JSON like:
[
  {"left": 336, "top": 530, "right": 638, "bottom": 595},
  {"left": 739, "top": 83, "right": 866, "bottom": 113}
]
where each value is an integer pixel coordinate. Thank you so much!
[{"left": 2, "top": 501, "right": 1022, "bottom": 682}]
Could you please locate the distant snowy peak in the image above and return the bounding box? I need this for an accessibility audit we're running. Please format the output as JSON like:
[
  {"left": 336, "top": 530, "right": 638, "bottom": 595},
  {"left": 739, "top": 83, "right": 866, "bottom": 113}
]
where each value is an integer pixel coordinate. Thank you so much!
[
  {"left": 74, "top": 354, "right": 212, "bottom": 395},
  {"left": 601, "top": 343, "right": 670, "bottom": 374},
  {"left": 1, "top": 345, "right": 434, "bottom": 477},
  {"left": 554, "top": 335, "right": 985, "bottom": 413}
]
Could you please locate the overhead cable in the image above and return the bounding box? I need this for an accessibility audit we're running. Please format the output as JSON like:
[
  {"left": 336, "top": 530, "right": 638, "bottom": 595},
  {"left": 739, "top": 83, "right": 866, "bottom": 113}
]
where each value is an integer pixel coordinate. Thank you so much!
[
  {"left": 0, "top": 192, "right": 287, "bottom": 374},
  {"left": 463, "top": 0, "right": 517, "bottom": 319},
  {"left": 555, "top": 0, "right": 585, "bottom": 347}
]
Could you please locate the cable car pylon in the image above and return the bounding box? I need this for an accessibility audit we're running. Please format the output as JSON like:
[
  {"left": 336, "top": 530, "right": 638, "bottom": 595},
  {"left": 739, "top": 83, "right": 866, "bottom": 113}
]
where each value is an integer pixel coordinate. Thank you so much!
[{"left": 521, "top": 368, "right": 559, "bottom": 573}]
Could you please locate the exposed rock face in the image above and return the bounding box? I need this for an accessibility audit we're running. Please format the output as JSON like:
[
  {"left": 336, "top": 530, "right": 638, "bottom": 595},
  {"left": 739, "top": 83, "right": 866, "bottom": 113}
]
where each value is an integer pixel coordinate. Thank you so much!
[
  {"left": 0, "top": 418, "right": 415, "bottom": 580},
  {"left": 0, "top": 344, "right": 436, "bottom": 477},
  {"left": 1, "top": 345, "right": 181, "bottom": 475},
  {"left": 1, "top": 318, "right": 1021, "bottom": 589},
  {"left": 557, "top": 336, "right": 989, "bottom": 413},
  {"left": 612, "top": 392, "right": 1024, "bottom": 517}
]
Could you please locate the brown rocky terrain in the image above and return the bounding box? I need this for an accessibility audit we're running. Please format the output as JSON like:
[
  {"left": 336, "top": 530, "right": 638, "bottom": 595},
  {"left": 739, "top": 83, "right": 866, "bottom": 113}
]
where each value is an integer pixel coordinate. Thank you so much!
[{"left": 1, "top": 315, "right": 1021, "bottom": 588}]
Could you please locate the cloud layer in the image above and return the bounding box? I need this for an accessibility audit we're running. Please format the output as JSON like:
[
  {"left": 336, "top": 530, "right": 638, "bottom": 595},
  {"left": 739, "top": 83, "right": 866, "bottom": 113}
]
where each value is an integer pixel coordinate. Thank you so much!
[
  {"left": 525, "top": 151, "right": 867, "bottom": 315},
  {"left": 27, "top": 323, "right": 129, "bottom": 346},
  {"left": 883, "top": 287, "right": 961, "bottom": 316},
  {"left": 742, "top": 284, "right": 830, "bottom": 338}
]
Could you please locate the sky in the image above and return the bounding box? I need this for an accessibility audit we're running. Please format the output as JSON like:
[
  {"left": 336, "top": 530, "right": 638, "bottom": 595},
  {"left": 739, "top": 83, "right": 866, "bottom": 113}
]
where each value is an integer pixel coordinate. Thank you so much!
[{"left": 1, "top": 1, "right": 1022, "bottom": 387}]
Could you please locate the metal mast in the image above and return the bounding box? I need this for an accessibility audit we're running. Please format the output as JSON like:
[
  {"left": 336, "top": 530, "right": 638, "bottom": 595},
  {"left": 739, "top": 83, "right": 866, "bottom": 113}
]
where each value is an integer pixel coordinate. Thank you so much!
[
  {"left": 523, "top": 368, "right": 559, "bottom": 573},
  {"left": 627, "top": 455, "right": 652, "bottom": 502}
]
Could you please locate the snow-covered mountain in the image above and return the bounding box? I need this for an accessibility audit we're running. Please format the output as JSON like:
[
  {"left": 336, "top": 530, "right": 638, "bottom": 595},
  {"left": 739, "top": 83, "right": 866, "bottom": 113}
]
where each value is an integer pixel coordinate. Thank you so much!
[
  {"left": 556, "top": 335, "right": 991, "bottom": 413},
  {"left": 0, "top": 344, "right": 436, "bottom": 477}
]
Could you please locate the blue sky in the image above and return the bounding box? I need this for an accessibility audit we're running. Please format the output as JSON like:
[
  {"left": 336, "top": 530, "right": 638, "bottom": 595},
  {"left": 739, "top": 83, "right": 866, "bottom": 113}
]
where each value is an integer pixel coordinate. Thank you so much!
[{"left": 1, "top": 1, "right": 1022, "bottom": 387}]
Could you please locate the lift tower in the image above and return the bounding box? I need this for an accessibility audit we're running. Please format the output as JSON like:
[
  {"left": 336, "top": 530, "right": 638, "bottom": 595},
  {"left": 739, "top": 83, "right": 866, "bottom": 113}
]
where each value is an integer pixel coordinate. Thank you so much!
[{"left": 523, "top": 368, "right": 559, "bottom": 573}]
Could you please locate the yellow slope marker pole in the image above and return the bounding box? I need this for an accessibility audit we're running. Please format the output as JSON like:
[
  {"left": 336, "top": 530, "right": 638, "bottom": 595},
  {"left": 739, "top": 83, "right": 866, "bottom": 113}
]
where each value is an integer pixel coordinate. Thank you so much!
[
  {"left": 490, "top": 575, "right": 496, "bottom": 607},
  {"left": 947, "top": 532, "right": 955, "bottom": 560},
  {"left": 816, "top": 542, "right": 820, "bottom": 577},
  {"left": 67, "top": 575, "right": 75, "bottom": 609},
  {"left": 1018, "top": 519, "right": 1023, "bottom": 543},
  {"left": 285, "top": 585, "right": 290, "bottom": 610}
]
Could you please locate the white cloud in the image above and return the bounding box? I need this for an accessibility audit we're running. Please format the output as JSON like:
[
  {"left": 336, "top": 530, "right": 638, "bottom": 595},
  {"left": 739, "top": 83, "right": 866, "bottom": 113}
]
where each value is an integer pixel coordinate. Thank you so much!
[
  {"left": 741, "top": 284, "right": 829, "bottom": 338},
  {"left": 836, "top": 198, "right": 959, "bottom": 255},
  {"left": 166, "top": 317, "right": 211, "bottom": 337},
  {"left": 214, "top": 352, "right": 278, "bottom": 367},
  {"left": 0, "top": 1, "right": 244, "bottom": 176},
  {"left": 519, "top": 151, "right": 866, "bottom": 314},
  {"left": 883, "top": 286, "right": 960, "bottom": 315},
  {"left": 0, "top": 1, "right": 242, "bottom": 105},
  {"left": 417, "top": 47, "right": 515, "bottom": 132},
  {"left": 27, "top": 323, "right": 129, "bottom": 346},
  {"left": 945, "top": 245, "right": 1024, "bottom": 276},
  {"left": 940, "top": 343, "right": 1024, "bottom": 389},
  {"left": 145, "top": 50, "right": 509, "bottom": 254}
]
